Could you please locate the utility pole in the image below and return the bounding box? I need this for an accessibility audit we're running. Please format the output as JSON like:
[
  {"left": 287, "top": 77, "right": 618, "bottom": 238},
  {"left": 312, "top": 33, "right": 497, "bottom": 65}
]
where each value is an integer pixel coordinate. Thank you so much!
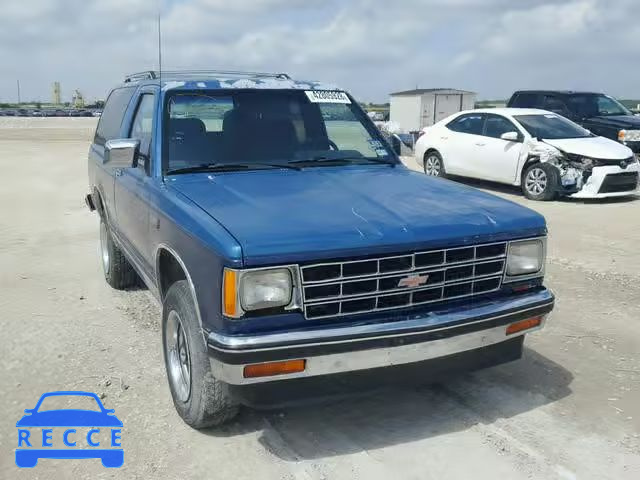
[{"left": 17, "top": 80, "right": 21, "bottom": 104}]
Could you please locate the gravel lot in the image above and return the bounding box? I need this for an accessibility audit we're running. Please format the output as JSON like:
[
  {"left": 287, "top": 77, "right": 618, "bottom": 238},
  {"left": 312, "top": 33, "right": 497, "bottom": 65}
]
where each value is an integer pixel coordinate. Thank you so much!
[{"left": 1, "top": 118, "right": 639, "bottom": 479}]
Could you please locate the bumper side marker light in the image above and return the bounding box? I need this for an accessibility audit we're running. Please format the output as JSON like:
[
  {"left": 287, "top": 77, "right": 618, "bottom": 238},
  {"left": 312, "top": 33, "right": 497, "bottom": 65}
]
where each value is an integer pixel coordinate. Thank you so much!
[
  {"left": 243, "top": 359, "right": 306, "bottom": 378},
  {"left": 506, "top": 316, "right": 542, "bottom": 335}
]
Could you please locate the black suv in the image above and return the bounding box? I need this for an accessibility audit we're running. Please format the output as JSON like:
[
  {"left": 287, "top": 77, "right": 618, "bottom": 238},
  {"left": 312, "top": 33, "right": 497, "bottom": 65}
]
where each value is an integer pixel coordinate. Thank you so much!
[{"left": 507, "top": 91, "right": 640, "bottom": 154}]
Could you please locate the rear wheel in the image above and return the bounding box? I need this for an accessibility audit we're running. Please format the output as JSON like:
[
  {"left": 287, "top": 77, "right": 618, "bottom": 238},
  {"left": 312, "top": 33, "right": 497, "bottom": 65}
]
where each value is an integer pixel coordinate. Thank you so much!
[
  {"left": 522, "top": 163, "right": 558, "bottom": 201},
  {"left": 423, "top": 151, "right": 446, "bottom": 178},
  {"left": 163, "top": 280, "right": 239, "bottom": 428},
  {"left": 99, "top": 218, "right": 138, "bottom": 289}
]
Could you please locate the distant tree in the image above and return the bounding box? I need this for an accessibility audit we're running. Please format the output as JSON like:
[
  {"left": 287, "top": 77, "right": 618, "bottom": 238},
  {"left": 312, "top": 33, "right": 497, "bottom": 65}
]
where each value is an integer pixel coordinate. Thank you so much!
[{"left": 35, "top": 102, "right": 42, "bottom": 109}]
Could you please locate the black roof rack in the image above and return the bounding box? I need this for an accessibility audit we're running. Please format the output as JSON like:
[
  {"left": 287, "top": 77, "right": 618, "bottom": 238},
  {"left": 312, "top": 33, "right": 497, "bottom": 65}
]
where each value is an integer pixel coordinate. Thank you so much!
[{"left": 123, "top": 70, "right": 290, "bottom": 83}]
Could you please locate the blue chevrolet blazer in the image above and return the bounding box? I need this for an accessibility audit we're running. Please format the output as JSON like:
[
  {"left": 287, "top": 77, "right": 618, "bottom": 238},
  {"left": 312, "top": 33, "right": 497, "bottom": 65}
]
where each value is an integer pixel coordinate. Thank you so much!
[{"left": 86, "top": 70, "right": 554, "bottom": 427}]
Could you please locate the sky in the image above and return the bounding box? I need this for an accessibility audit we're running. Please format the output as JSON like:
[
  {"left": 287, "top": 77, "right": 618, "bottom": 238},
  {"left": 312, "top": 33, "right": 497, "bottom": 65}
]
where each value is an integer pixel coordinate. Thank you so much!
[{"left": 1, "top": 0, "right": 638, "bottom": 103}]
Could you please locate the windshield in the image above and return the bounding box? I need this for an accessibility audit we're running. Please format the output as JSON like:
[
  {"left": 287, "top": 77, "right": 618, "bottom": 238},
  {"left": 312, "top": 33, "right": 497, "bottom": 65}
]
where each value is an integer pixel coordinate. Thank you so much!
[
  {"left": 566, "top": 94, "right": 632, "bottom": 117},
  {"left": 164, "top": 90, "right": 394, "bottom": 172},
  {"left": 514, "top": 114, "right": 591, "bottom": 140}
]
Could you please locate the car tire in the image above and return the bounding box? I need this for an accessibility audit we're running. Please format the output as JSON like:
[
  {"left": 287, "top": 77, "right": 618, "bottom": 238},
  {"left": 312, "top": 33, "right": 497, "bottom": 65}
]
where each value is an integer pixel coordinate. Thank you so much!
[
  {"left": 423, "top": 151, "right": 447, "bottom": 178},
  {"left": 99, "top": 218, "right": 138, "bottom": 289},
  {"left": 162, "top": 280, "right": 239, "bottom": 428},
  {"left": 522, "top": 163, "right": 558, "bottom": 201}
]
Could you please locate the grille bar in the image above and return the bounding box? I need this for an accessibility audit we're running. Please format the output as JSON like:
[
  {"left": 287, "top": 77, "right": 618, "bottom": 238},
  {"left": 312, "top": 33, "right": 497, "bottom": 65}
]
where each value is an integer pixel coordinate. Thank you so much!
[{"left": 301, "top": 242, "right": 507, "bottom": 319}]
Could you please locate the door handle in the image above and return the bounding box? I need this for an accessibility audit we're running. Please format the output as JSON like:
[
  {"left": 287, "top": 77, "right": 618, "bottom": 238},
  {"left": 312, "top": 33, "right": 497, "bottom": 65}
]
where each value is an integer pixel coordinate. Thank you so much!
[
  {"left": 440, "top": 136, "right": 448, "bottom": 140},
  {"left": 475, "top": 143, "right": 486, "bottom": 146}
]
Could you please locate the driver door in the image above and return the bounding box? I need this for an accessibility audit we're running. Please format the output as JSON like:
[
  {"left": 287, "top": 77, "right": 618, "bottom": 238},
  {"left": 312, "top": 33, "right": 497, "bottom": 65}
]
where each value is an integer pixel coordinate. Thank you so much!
[
  {"left": 473, "top": 114, "right": 524, "bottom": 184},
  {"left": 114, "top": 90, "right": 156, "bottom": 273}
]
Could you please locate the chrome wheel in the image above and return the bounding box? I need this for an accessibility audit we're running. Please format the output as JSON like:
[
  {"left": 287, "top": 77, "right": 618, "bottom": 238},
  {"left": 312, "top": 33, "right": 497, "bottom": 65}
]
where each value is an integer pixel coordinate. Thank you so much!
[
  {"left": 99, "top": 221, "right": 110, "bottom": 274},
  {"left": 166, "top": 310, "right": 191, "bottom": 402},
  {"left": 525, "top": 167, "right": 548, "bottom": 196},
  {"left": 424, "top": 155, "right": 442, "bottom": 176}
]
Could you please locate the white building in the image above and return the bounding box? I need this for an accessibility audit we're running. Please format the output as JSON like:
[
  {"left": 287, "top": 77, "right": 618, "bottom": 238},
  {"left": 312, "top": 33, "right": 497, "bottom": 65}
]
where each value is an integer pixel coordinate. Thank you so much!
[{"left": 390, "top": 88, "right": 477, "bottom": 132}]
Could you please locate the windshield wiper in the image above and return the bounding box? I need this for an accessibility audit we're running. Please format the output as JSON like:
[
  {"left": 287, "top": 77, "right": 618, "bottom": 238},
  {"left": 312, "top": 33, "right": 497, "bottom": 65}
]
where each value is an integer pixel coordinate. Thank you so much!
[
  {"left": 166, "top": 162, "right": 301, "bottom": 175},
  {"left": 289, "top": 155, "right": 396, "bottom": 167}
]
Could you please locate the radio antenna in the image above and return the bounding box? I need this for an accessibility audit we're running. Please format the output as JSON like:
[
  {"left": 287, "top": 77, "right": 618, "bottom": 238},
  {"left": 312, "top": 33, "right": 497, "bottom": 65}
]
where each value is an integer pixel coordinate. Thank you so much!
[{"left": 157, "top": 0, "right": 162, "bottom": 85}]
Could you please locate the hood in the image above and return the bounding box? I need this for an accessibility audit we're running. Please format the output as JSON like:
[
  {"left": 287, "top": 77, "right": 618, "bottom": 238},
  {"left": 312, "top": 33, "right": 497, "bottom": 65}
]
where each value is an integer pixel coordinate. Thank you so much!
[
  {"left": 585, "top": 114, "right": 640, "bottom": 129},
  {"left": 543, "top": 136, "right": 633, "bottom": 160},
  {"left": 169, "top": 166, "right": 545, "bottom": 266}
]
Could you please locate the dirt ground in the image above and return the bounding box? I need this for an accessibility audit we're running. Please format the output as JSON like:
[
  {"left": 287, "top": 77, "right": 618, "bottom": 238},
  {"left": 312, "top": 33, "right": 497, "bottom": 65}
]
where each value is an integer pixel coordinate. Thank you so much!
[{"left": 1, "top": 117, "right": 639, "bottom": 479}]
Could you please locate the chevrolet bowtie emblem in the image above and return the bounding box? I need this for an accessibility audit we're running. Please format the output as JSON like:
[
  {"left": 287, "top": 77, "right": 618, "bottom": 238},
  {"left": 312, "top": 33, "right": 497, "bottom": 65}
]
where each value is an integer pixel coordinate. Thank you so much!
[{"left": 398, "top": 274, "right": 428, "bottom": 288}]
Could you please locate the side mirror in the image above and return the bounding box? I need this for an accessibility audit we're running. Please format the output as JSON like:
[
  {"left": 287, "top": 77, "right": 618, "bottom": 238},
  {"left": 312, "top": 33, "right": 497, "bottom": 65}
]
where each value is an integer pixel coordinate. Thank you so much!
[
  {"left": 390, "top": 134, "right": 403, "bottom": 156},
  {"left": 105, "top": 139, "right": 140, "bottom": 168},
  {"left": 500, "top": 131, "right": 520, "bottom": 142}
]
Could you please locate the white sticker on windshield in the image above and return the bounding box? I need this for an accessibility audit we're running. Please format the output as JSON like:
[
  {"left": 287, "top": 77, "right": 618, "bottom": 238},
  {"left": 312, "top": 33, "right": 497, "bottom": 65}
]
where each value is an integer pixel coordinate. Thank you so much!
[
  {"left": 305, "top": 90, "right": 351, "bottom": 104},
  {"left": 543, "top": 114, "right": 558, "bottom": 118}
]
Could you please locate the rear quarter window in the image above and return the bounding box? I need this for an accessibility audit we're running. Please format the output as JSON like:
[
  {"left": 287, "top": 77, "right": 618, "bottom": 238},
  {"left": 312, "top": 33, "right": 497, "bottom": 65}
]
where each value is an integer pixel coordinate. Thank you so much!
[
  {"left": 510, "top": 93, "right": 540, "bottom": 108},
  {"left": 94, "top": 87, "right": 136, "bottom": 146}
]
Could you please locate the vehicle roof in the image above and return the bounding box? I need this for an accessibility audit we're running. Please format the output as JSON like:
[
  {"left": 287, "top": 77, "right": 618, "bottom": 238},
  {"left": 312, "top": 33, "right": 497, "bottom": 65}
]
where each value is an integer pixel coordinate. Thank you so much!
[
  {"left": 511, "top": 90, "right": 602, "bottom": 96},
  {"left": 119, "top": 71, "right": 340, "bottom": 92},
  {"left": 457, "top": 108, "right": 554, "bottom": 116}
]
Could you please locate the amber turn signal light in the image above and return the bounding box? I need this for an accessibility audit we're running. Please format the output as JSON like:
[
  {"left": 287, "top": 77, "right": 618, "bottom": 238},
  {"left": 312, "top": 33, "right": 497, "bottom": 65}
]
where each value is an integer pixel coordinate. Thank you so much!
[
  {"left": 506, "top": 316, "right": 542, "bottom": 335},
  {"left": 222, "top": 269, "right": 237, "bottom": 317},
  {"left": 243, "top": 359, "right": 306, "bottom": 378}
]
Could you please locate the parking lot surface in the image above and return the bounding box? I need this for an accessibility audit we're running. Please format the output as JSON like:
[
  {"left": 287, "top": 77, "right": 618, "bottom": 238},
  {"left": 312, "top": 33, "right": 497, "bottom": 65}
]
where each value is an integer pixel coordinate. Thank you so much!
[{"left": 1, "top": 118, "right": 638, "bottom": 479}]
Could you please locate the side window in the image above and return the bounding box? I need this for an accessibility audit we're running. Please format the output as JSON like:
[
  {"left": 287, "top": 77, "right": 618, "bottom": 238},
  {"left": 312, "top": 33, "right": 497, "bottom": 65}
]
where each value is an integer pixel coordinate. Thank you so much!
[
  {"left": 446, "top": 113, "right": 485, "bottom": 135},
  {"left": 94, "top": 87, "right": 135, "bottom": 146},
  {"left": 542, "top": 95, "right": 568, "bottom": 114},
  {"left": 129, "top": 94, "right": 155, "bottom": 173},
  {"left": 511, "top": 93, "right": 539, "bottom": 108},
  {"left": 484, "top": 114, "right": 519, "bottom": 139}
]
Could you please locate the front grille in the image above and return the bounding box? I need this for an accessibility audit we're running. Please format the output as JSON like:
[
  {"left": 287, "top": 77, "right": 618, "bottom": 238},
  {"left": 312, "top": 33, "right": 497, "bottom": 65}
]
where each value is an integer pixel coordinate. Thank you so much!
[
  {"left": 598, "top": 172, "right": 639, "bottom": 194},
  {"left": 301, "top": 242, "right": 507, "bottom": 319}
]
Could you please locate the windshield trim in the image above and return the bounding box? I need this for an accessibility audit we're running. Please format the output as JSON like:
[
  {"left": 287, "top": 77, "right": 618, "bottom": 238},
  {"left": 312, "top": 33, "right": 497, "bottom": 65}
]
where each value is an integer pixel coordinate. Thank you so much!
[{"left": 160, "top": 88, "right": 400, "bottom": 176}]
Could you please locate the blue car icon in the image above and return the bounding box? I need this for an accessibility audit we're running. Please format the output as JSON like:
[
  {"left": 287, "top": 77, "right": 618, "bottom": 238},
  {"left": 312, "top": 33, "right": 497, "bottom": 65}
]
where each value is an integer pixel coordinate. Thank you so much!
[{"left": 16, "top": 391, "right": 123, "bottom": 468}]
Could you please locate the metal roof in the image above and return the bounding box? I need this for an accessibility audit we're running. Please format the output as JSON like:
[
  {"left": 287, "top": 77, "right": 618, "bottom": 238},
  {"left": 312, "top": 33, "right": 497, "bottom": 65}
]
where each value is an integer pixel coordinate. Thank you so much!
[{"left": 390, "top": 88, "right": 475, "bottom": 96}]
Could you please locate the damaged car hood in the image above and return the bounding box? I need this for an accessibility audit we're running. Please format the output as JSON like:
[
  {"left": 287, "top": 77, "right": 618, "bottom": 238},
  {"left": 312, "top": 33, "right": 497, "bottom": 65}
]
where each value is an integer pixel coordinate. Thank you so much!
[
  {"left": 169, "top": 166, "right": 546, "bottom": 265},
  {"left": 543, "top": 136, "right": 633, "bottom": 160}
]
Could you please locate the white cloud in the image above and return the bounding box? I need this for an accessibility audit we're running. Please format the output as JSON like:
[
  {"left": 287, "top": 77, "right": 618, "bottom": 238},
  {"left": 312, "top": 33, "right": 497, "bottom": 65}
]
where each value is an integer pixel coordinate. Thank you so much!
[{"left": 0, "top": 0, "right": 638, "bottom": 103}]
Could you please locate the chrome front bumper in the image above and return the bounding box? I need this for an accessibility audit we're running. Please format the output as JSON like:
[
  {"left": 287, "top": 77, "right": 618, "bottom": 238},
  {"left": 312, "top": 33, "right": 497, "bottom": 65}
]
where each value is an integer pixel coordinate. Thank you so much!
[{"left": 208, "top": 289, "right": 554, "bottom": 385}]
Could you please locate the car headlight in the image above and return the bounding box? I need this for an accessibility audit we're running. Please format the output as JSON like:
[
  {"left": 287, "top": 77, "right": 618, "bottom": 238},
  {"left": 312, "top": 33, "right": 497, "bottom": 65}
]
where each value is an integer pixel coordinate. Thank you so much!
[
  {"left": 506, "top": 239, "right": 545, "bottom": 278},
  {"left": 622, "top": 130, "right": 640, "bottom": 142},
  {"left": 223, "top": 267, "right": 299, "bottom": 318}
]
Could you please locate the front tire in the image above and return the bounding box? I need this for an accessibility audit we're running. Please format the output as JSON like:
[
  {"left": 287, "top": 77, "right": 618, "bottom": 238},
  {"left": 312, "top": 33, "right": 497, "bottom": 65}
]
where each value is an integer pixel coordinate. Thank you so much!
[
  {"left": 423, "top": 151, "right": 446, "bottom": 178},
  {"left": 99, "top": 218, "right": 138, "bottom": 289},
  {"left": 163, "top": 280, "right": 239, "bottom": 428},
  {"left": 522, "top": 163, "right": 558, "bottom": 201}
]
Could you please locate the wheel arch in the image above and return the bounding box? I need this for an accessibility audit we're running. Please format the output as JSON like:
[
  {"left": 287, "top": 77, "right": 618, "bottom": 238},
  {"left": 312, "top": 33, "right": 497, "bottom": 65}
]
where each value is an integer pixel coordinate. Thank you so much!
[
  {"left": 92, "top": 186, "right": 106, "bottom": 220},
  {"left": 518, "top": 155, "right": 560, "bottom": 185},
  {"left": 155, "top": 244, "right": 206, "bottom": 341},
  {"left": 423, "top": 147, "right": 441, "bottom": 160}
]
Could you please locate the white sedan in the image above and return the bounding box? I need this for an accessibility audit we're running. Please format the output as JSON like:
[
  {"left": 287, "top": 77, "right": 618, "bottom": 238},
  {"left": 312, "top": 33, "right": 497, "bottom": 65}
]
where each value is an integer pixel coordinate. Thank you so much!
[{"left": 414, "top": 108, "right": 640, "bottom": 200}]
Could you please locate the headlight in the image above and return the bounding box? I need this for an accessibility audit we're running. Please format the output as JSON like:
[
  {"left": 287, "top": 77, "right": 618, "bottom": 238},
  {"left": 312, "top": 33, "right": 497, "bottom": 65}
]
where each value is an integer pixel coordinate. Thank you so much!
[
  {"left": 223, "top": 267, "right": 299, "bottom": 318},
  {"left": 506, "top": 239, "right": 545, "bottom": 277},
  {"left": 619, "top": 130, "right": 640, "bottom": 142},
  {"left": 240, "top": 269, "right": 292, "bottom": 311}
]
